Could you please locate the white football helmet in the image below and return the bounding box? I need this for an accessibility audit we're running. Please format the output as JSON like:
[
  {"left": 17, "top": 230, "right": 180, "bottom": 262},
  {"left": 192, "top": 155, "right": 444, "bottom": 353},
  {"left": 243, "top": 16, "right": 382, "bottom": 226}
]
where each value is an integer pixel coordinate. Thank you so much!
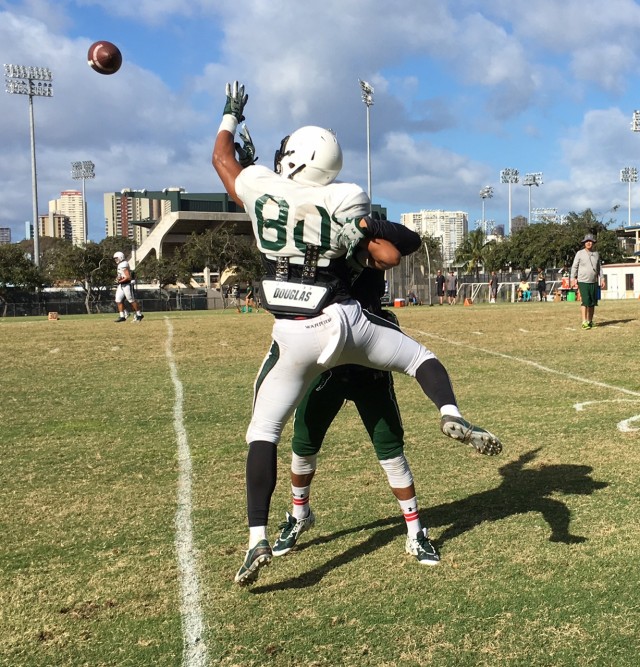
[
  {"left": 113, "top": 251, "right": 125, "bottom": 262},
  {"left": 274, "top": 126, "right": 343, "bottom": 186}
]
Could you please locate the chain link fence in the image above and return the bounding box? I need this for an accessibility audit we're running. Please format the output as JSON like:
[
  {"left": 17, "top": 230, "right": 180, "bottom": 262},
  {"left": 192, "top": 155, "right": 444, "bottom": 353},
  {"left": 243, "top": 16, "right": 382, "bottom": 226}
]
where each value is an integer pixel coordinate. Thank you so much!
[{"left": 0, "top": 288, "right": 232, "bottom": 317}]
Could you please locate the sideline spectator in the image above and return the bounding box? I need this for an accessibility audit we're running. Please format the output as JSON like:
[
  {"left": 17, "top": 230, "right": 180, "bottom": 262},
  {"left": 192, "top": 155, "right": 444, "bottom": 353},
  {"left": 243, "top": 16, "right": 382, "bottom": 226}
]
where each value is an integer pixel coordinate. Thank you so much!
[
  {"left": 536, "top": 269, "right": 547, "bottom": 302},
  {"left": 435, "top": 269, "right": 446, "bottom": 305},
  {"left": 570, "top": 233, "right": 604, "bottom": 329},
  {"left": 488, "top": 271, "right": 498, "bottom": 303},
  {"left": 517, "top": 278, "right": 531, "bottom": 302},
  {"left": 446, "top": 271, "right": 457, "bottom": 305}
]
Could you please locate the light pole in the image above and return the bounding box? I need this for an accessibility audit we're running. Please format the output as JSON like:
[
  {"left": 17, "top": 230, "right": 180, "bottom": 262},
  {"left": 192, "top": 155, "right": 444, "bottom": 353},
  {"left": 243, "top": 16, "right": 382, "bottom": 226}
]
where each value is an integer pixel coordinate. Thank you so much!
[
  {"left": 4, "top": 64, "right": 53, "bottom": 267},
  {"left": 71, "top": 161, "right": 95, "bottom": 244},
  {"left": 620, "top": 167, "right": 637, "bottom": 228},
  {"left": 522, "top": 172, "right": 543, "bottom": 224},
  {"left": 359, "top": 79, "right": 374, "bottom": 205},
  {"left": 500, "top": 168, "right": 519, "bottom": 235},
  {"left": 479, "top": 186, "right": 493, "bottom": 233}
]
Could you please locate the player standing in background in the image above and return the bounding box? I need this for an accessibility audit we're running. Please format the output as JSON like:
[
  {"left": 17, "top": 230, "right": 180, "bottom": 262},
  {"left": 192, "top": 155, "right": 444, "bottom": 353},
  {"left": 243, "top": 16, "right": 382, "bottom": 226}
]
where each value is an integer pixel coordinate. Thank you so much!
[
  {"left": 212, "top": 81, "right": 502, "bottom": 585},
  {"left": 113, "top": 251, "right": 143, "bottom": 323}
]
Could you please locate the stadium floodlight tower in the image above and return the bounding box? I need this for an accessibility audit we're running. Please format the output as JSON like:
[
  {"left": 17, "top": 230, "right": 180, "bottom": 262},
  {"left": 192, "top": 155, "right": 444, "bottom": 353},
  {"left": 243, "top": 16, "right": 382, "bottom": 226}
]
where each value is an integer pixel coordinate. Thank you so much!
[
  {"left": 4, "top": 64, "right": 53, "bottom": 267},
  {"left": 522, "top": 172, "right": 543, "bottom": 225},
  {"left": 620, "top": 166, "right": 638, "bottom": 228},
  {"left": 71, "top": 160, "right": 95, "bottom": 244},
  {"left": 479, "top": 186, "right": 494, "bottom": 233},
  {"left": 631, "top": 110, "right": 640, "bottom": 134},
  {"left": 500, "top": 168, "right": 519, "bottom": 235},
  {"left": 359, "top": 79, "right": 374, "bottom": 206}
]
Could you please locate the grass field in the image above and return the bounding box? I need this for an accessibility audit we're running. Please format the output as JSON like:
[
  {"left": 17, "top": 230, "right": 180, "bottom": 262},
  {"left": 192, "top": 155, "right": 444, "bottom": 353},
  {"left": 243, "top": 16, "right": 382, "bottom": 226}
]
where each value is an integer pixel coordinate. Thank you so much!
[{"left": 1, "top": 300, "right": 640, "bottom": 666}]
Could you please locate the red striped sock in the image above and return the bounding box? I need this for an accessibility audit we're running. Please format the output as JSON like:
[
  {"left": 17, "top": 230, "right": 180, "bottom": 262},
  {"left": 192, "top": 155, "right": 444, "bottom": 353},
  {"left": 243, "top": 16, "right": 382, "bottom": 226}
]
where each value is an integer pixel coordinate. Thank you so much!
[
  {"left": 291, "top": 485, "right": 310, "bottom": 520},
  {"left": 399, "top": 497, "right": 422, "bottom": 536}
]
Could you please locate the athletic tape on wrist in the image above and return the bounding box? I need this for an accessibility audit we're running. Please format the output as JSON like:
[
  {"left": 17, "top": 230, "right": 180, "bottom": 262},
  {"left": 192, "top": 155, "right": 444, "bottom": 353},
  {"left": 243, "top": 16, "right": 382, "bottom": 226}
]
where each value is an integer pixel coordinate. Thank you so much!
[{"left": 218, "top": 115, "right": 238, "bottom": 135}]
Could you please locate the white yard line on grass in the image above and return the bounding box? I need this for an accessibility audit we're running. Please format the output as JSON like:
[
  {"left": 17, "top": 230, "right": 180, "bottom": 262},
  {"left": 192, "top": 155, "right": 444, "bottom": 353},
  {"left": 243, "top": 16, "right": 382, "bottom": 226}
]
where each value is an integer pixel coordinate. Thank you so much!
[
  {"left": 407, "top": 327, "right": 640, "bottom": 433},
  {"left": 407, "top": 326, "right": 640, "bottom": 398},
  {"left": 405, "top": 329, "right": 640, "bottom": 433},
  {"left": 165, "top": 318, "right": 209, "bottom": 667}
]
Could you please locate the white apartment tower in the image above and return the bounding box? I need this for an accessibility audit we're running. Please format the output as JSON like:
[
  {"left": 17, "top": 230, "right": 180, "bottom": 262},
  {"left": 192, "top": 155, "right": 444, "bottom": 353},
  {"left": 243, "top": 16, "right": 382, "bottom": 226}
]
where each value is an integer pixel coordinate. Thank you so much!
[
  {"left": 401, "top": 209, "right": 468, "bottom": 264},
  {"left": 49, "top": 190, "right": 86, "bottom": 246}
]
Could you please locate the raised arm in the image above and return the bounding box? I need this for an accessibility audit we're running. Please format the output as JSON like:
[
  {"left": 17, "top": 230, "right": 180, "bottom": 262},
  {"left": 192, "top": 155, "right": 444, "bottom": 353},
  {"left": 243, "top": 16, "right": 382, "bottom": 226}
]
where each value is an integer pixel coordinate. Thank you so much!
[{"left": 212, "top": 81, "right": 249, "bottom": 207}]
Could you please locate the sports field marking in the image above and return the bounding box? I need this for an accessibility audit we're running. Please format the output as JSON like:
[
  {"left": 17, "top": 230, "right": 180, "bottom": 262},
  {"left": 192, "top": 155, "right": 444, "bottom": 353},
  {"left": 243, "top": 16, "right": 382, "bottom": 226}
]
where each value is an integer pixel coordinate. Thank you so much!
[
  {"left": 575, "top": 399, "right": 640, "bottom": 432},
  {"left": 408, "top": 326, "right": 640, "bottom": 398},
  {"left": 164, "top": 318, "right": 209, "bottom": 667}
]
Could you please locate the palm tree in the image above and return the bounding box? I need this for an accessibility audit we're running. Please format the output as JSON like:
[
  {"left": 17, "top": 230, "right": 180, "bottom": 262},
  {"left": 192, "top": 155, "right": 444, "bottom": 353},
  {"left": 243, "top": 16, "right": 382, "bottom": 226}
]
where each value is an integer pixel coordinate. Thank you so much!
[{"left": 455, "top": 228, "right": 491, "bottom": 280}]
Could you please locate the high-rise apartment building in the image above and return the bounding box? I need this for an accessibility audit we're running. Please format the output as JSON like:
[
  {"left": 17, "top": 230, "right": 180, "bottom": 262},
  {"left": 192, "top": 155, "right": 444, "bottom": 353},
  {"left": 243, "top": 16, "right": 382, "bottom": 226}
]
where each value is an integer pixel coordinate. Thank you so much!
[
  {"left": 401, "top": 209, "right": 468, "bottom": 264},
  {"left": 38, "top": 212, "right": 73, "bottom": 242},
  {"left": 511, "top": 215, "right": 528, "bottom": 234},
  {"left": 49, "top": 190, "right": 86, "bottom": 246},
  {"left": 0, "top": 228, "right": 11, "bottom": 245},
  {"left": 104, "top": 192, "right": 155, "bottom": 246}
]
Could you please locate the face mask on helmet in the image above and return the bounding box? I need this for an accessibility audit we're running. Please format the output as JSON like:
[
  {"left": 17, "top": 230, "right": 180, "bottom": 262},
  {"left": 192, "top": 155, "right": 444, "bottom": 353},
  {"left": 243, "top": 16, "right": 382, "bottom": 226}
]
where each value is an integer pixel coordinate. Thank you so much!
[{"left": 274, "top": 126, "right": 343, "bottom": 186}]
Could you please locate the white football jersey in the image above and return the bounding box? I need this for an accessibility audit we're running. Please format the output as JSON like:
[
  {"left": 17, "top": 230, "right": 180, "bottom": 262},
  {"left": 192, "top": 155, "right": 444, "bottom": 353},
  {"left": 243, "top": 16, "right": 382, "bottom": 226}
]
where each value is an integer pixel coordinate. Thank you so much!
[
  {"left": 116, "top": 260, "right": 130, "bottom": 281},
  {"left": 235, "top": 165, "right": 370, "bottom": 266}
]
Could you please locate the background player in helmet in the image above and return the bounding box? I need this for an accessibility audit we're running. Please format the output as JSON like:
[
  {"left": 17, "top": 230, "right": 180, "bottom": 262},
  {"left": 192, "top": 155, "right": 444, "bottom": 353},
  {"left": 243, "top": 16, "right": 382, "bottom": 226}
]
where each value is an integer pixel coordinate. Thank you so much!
[
  {"left": 213, "top": 81, "right": 502, "bottom": 586},
  {"left": 113, "top": 251, "right": 143, "bottom": 323}
]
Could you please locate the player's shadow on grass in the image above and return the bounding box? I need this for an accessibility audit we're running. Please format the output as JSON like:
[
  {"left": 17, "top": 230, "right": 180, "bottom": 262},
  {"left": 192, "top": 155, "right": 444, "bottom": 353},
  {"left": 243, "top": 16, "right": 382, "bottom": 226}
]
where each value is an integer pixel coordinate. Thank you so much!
[
  {"left": 252, "top": 448, "right": 607, "bottom": 593},
  {"left": 597, "top": 318, "right": 635, "bottom": 327}
]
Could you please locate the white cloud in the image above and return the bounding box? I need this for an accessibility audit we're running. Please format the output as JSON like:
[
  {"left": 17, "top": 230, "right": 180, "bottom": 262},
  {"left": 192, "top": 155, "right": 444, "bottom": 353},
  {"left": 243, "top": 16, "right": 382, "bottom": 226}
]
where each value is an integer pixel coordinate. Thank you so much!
[{"left": 4, "top": 0, "right": 640, "bottom": 242}]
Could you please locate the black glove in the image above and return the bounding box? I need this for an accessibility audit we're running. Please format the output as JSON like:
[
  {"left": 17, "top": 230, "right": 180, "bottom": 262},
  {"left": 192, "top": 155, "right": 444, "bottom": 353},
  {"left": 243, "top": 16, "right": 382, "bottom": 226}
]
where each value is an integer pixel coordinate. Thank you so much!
[
  {"left": 223, "top": 81, "right": 248, "bottom": 122},
  {"left": 235, "top": 124, "right": 258, "bottom": 167}
]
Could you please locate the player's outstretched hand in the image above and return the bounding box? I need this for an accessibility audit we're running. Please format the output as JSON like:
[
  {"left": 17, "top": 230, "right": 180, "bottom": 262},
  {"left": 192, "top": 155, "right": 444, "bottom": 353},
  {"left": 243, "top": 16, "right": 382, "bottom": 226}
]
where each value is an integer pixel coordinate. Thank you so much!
[
  {"left": 223, "top": 81, "right": 248, "bottom": 122},
  {"left": 235, "top": 124, "right": 258, "bottom": 167}
]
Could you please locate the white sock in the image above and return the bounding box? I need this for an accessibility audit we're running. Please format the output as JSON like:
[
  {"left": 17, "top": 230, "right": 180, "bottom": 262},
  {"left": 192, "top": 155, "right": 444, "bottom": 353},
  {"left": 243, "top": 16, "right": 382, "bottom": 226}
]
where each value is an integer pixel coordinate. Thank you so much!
[
  {"left": 291, "top": 484, "right": 311, "bottom": 520},
  {"left": 399, "top": 497, "right": 422, "bottom": 536},
  {"left": 440, "top": 404, "right": 462, "bottom": 419},
  {"left": 249, "top": 526, "right": 267, "bottom": 548}
]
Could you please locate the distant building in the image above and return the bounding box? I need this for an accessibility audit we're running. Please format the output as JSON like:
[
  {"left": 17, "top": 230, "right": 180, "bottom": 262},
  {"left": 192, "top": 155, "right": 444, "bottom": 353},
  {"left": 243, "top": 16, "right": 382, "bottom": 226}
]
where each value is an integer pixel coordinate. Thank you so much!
[
  {"left": 38, "top": 212, "right": 73, "bottom": 242},
  {"left": 0, "top": 227, "right": 11, "bottom": 245},
  {"left": 104, "top": 192, "right": 157, "bottom": 246},
  {"left": 401, "top": 209, "right": 468, "bottom": 264},
  {"left": 49, "top": 190, "right": 86, "bottom": 246},
  {"left": 511, "top": 215, "right": 528, "bottom": 234}
]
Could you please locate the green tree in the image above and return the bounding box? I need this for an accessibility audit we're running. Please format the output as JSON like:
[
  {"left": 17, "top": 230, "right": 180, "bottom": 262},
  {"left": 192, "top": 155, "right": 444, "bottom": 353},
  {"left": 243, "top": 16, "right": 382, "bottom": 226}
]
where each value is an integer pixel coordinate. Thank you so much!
[
  {"left": 417, "top": 234, "right": 444, "bottom": 272},
  {"left": 136, "top": 252, "right": 191, "bottom": 288},
  {"left": 0, "top": 244, "right": 42, "bottom": 316},
  {"left": 455, "top": 228, "right": 491, "bottom": 280},
  {"left": 182, "top": 227, "right": 263, "bottom": 283},
  {"left": 41, "top": 236, "right": 132, "bottom": 314},
  {"left": 505, "top": 210, "right": 625, "bottom": 275}
]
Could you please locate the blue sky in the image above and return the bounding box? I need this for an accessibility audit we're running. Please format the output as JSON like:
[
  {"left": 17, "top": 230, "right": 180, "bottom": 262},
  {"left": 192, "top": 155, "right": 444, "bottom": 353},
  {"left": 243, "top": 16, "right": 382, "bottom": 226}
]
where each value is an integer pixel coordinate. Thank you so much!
[{"left": 3, "top": 0, "right": 640, "bottom": 242}]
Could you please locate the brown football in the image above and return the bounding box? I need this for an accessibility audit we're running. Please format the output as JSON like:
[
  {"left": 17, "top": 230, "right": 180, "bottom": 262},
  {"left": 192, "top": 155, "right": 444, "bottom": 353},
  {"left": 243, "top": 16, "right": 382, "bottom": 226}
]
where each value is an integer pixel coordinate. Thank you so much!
[{"left": 87, "top": 41, "right": 122, "bottom": 75}]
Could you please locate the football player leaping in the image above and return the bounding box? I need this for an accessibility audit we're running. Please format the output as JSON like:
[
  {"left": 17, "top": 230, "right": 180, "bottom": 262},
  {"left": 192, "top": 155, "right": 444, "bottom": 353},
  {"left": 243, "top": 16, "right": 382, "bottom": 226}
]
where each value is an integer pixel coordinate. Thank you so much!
[
  {"left": 113, "top": 251, "right": 143, "bottom": 322},
  {"left": 213, "top": 81, "right": 502, "bottom": 586}
]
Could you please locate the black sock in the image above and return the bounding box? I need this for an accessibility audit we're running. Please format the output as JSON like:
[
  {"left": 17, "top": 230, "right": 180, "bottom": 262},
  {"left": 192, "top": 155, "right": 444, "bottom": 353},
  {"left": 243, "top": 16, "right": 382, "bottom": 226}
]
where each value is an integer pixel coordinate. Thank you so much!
[
  {"left": 246, "top": 440, "right": 278, "bottom": 527},
  {"left": 415, "top": 358, "right": 457, "bottom": 410}
]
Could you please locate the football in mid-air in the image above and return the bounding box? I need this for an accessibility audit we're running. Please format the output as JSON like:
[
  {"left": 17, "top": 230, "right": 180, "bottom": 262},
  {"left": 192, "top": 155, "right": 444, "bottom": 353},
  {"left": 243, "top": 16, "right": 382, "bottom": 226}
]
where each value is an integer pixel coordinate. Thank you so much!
[{"left": 87, "top": 41, "right": 122, "bottom": 75}]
